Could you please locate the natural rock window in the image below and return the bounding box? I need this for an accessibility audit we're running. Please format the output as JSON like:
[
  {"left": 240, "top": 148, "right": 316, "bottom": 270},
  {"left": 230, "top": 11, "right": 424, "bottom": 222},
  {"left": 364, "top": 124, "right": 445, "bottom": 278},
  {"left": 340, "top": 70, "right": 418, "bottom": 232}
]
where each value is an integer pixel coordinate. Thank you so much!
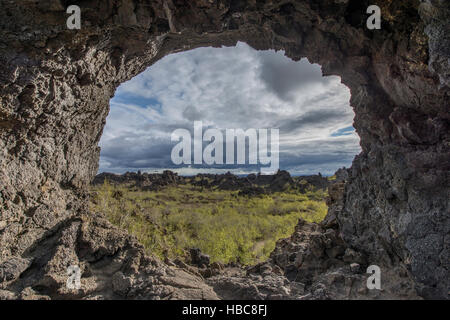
[{"left": 91, "top": 42, "right": 362, "bottom": 269}]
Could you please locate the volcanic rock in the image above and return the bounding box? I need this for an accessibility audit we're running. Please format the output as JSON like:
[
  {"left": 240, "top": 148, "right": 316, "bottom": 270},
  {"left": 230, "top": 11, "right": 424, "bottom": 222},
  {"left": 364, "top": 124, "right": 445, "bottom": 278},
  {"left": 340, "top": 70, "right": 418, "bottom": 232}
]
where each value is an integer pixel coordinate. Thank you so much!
[{"left": 0, "top": 0, "right": 448, "bottom": 299}]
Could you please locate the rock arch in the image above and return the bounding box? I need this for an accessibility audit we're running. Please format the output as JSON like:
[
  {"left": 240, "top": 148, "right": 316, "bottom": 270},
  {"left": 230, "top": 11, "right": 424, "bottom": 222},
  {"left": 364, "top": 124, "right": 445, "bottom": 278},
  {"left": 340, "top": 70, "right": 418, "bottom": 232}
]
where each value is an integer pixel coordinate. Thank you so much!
[{"left": 0, "top": 0, "right": 448, "bottom": 299}]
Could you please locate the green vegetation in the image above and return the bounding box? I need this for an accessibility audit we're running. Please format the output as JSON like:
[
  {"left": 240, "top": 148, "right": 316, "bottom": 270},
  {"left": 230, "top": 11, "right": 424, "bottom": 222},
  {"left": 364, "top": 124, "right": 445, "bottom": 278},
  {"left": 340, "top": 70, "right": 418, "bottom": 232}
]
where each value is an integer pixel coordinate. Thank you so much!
[{"left": 90, "top": 182, "right": 328, "bottom": 266}]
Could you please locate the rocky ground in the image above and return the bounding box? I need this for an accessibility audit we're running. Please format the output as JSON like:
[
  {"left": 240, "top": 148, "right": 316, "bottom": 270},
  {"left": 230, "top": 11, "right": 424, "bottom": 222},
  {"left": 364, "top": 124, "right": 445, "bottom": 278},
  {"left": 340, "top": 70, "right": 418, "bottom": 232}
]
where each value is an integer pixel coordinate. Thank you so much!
[
  {"left": 0, "top": 172, "right": 418, "bottom": 300},
  {"left": 0, "top": 215, "right": 419, "bottom": 300},
  {"left": 0, "top": 0, "right": 448, "bottom": 300},
  {"left": 169, "top": 173, "right": 420, "bottom": 300}
]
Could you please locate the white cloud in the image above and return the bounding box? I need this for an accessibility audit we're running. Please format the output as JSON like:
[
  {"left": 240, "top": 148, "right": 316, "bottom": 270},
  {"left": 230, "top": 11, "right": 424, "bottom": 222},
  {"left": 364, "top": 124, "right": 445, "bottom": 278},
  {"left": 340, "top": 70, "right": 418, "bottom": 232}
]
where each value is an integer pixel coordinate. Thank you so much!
[{"left": 99, "top": 42, "right": 361, "bottom": 176}]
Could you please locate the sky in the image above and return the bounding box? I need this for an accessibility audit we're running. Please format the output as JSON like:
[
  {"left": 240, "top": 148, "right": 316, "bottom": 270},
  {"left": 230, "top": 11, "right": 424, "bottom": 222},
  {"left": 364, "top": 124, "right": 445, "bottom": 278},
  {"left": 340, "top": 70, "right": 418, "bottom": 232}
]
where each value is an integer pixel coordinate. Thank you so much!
[{"left": 98, "top": 42, "right": 361, "bottom": 176}]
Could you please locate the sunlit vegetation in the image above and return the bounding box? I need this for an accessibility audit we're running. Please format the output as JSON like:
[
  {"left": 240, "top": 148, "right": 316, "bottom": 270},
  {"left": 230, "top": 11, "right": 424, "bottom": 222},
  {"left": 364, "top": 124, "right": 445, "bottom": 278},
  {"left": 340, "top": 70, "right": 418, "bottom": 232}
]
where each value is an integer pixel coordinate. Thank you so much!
[{"left": 90, "top": 182, "right": 328, "bottom": 266}]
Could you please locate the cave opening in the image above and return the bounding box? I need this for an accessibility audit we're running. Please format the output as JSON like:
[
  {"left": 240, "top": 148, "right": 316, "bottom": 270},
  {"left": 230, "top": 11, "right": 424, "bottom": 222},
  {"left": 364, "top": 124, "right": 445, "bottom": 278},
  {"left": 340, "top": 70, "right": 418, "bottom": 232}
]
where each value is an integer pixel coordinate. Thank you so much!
[
  {"left": 1, "top": 0, "right": 447, "bottom": 301},
  {"left": 91, "top": 42, "right": 361, "bottom": 267}
]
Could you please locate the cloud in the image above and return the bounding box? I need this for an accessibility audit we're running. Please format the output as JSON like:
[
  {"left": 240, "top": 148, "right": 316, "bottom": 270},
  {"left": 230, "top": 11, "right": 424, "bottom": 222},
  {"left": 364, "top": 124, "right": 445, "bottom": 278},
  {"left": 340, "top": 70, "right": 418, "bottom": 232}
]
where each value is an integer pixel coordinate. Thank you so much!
[
  {"left": 257, "top": 52, "right": 333, "bottom": 102},
  {"left": 279, "top": 109, "right": 351, "bottom": 134},
  {"left": 182, "top": 105, "right": 204, "bottom": 122},
  {"left": 99, "top": 42, "right": 361, "bottom": 175}
]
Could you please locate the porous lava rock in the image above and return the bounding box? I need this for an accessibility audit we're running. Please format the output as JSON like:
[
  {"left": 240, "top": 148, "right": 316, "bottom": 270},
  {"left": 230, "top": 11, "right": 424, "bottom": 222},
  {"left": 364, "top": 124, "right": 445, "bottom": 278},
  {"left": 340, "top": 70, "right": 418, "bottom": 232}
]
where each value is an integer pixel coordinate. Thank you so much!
[{"left": 0, "top": 0, "right": 448, "bottom": 299}]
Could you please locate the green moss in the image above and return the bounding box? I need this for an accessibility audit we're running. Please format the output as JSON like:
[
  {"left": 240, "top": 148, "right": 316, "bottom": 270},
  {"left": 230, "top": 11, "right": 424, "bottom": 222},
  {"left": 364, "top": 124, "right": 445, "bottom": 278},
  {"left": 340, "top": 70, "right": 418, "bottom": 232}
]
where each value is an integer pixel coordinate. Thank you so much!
[{"left": 90, "top": 181, "right": 328, "bottom": 265}]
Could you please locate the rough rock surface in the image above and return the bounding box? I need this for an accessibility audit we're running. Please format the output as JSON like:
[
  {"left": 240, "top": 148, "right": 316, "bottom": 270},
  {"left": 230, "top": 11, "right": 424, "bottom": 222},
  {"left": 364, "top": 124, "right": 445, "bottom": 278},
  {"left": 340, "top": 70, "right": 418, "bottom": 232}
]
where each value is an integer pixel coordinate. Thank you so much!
[
  {"left": 1, "top": 212, "right": 218, "bottom": 300},
  {"left": 206, "top": 218, "right": 419, "bottom": 300},
  {"left": 0, "top": 0, "right": 449, "bottom": 299}
]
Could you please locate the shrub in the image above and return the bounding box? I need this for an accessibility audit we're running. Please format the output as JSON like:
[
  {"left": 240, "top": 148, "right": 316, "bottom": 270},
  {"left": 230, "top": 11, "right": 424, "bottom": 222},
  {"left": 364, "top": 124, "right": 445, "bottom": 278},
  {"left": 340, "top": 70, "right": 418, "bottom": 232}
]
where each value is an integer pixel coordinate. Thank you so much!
[{"left": 90, "top": 181, "right": 328, "bottom": 265}]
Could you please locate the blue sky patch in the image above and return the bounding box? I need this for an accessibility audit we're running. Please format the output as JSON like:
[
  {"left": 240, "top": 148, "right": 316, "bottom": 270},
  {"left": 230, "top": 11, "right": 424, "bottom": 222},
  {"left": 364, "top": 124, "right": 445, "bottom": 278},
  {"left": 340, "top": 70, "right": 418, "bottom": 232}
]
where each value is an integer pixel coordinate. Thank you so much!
[
  {"left": 331, "top": 126, "right": 355, "bottom": 137},
  {"left": 113, "top": 93, "right": 162, "bottom": 112}
]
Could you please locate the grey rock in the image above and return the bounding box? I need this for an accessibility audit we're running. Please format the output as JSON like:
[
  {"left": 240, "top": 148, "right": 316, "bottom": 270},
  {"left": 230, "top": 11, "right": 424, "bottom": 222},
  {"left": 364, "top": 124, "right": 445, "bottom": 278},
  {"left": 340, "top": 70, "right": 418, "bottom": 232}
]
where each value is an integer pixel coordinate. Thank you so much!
[
  {"left": 0, "top": 290, "right": 17, "bottom": 300},
  {"left": 112, "top": 272, "right": 133, "bottom": 296},
  {"left": 0, "top": 257, "right": 32, "bottom": 283},
  {"left": 190, "top": 248, "right": 210, "bottom": 268},
  {"left": 0, "top": 0, "right": 448, "bottom": 300}
]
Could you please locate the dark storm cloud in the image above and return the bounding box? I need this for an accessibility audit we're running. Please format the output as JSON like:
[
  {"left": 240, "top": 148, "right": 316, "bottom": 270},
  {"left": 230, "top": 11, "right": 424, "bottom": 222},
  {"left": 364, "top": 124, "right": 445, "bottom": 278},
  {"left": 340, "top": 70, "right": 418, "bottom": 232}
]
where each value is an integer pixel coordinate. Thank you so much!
[
  {"left": 278, "top": 109, "right": 352, "bottom": 134},
  {"left": 258, "top": 51, "right": 333, "bottom": 102}
]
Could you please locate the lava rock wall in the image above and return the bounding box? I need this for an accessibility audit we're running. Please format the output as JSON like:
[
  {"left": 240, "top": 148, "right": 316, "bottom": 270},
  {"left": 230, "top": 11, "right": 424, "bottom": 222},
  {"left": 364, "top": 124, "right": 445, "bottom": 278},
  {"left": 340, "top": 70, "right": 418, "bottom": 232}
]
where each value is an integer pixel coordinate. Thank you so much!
[{"left": 0, "top": 0, "right": 448, "bottom": 299}]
